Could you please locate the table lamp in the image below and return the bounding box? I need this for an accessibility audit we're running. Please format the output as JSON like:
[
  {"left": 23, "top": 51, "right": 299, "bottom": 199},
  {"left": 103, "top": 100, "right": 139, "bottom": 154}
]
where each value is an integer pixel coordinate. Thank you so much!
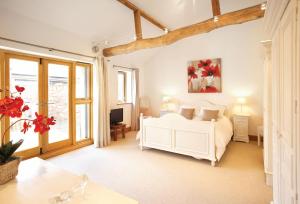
[{"left": 237, "top": 97, "right": 247, "bottom": 113}]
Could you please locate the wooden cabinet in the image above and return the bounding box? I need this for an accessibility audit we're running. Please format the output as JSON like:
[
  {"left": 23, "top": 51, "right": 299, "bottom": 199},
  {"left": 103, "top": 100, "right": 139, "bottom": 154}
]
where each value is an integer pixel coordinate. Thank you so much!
[{"left": 233, "top": 114, "right": 249, "bottom": 143}]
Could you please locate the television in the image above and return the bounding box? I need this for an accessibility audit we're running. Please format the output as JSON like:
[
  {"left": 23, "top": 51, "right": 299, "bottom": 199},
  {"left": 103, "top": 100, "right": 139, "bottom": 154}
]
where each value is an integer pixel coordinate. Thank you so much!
[{"left": 110, "top": 108, "right": 123, "bottom": 125}]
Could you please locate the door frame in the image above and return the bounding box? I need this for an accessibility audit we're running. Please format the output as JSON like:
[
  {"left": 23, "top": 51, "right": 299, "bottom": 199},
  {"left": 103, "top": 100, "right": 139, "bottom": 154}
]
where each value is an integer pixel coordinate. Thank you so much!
[
  {"left": 41, "top": 59, "right": 74, "bottom": 153},
  {"left": 4, "top": 53, "right": 42, "bottom": 158}
]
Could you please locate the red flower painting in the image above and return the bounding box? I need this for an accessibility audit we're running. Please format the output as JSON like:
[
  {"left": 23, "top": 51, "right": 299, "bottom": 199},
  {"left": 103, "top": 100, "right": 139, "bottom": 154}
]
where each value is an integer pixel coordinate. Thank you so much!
[{"left": 187, "top": 58, "right": 222, "bottom": 93}]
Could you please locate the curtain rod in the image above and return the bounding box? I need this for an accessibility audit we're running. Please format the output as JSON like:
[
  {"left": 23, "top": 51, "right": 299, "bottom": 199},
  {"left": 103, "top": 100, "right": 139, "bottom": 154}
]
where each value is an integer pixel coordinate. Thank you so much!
[
  {"left": 113, "top": 64, "right": 138, "bottom": 70},
  {"left": 0, "top": 36, "right": 96, "bottom": 59}
]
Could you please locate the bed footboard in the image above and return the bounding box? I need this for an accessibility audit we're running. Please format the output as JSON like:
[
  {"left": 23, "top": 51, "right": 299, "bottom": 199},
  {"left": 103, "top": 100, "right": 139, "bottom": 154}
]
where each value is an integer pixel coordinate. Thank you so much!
[{"left": 139, "top": 113, "right": 217, "bottom": 166}]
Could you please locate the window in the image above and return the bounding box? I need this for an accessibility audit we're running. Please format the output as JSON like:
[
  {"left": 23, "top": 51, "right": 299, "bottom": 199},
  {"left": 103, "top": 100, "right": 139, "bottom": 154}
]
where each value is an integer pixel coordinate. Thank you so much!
[
  {"left": 117, "top": 70, "right": 132, "bottom": 103},
  {"left": 1, "top": 51, "right": 93, "bottom": 159},
  {"left": 75, "top": 63, "right": 92, "bottom": 142},
  {"left": 117, "top": 71, "right": 126, "bottom": 102}
]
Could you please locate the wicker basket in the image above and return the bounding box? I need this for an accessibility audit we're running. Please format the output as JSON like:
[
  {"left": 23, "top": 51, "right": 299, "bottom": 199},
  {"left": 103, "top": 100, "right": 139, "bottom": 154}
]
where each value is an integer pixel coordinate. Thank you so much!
[{"left": 0, "top": 157, "right": 21, "bottom": 184}]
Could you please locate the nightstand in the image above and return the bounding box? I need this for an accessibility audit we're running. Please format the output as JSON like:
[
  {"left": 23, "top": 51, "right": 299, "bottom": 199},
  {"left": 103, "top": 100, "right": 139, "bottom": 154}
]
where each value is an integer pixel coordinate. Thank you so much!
[{"left": 233, "top": 114, "right": 250, "bottom": 143}]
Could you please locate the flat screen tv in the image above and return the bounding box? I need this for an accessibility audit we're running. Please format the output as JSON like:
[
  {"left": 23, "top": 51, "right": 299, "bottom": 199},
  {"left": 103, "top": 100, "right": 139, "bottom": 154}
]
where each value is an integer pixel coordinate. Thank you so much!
[{"left": 110, "top": 108, "right": 123, "bottom": 125}]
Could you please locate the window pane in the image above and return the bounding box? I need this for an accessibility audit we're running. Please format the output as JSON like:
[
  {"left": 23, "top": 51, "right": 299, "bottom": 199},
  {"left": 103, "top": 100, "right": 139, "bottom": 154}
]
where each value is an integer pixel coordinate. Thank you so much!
[
  {"left": 76, "top": 66, "right": 89, "bottom": 98},
  {"left": 126, "top": 71, "right": 132, "bottom": 103},
  {"left": 76, "top": 104, "right": 89, "bottom": 141},
  {"left": 48, "top": 64, "right": 69, "bottom": 143},
  {"left": 117, "top": 72, "right": 125, "bottom": 102},
  {"left": 9, "top": 58, "right": 39, "bottom": 152}
]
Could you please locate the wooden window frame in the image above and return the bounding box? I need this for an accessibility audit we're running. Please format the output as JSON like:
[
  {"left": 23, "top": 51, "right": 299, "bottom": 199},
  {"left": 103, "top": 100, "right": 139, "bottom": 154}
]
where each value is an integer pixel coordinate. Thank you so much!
[
  {"left": 4, "top": 53, "right": 42, "bottom": 158},
  {"left": 41, "top": 59, "right": 73, "bottom": 153},
  {"left": 74, "top": 63, "right": 93, "bottom": 143},
  {"left": 0, "top": 49, "right": 93, "bottom": 159}
]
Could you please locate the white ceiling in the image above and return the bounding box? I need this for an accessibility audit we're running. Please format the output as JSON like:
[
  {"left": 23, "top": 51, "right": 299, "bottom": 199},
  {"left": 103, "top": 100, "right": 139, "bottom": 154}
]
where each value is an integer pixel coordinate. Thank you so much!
[{"left": 0, "top": 0, "right": 264, "bottom": 54}]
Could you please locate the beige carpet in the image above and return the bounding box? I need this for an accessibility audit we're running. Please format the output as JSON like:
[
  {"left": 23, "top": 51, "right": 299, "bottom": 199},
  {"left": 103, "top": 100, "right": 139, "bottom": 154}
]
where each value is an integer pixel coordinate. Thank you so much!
[{"left": 49, "top": 132, "right": 272, "bottom": 204}]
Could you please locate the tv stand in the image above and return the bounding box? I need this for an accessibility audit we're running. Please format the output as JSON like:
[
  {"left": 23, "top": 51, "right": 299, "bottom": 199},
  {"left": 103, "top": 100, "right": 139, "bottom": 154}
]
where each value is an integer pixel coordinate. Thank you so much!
[{"left": 110, "top": 123, "right": 126, "bottom": 141}]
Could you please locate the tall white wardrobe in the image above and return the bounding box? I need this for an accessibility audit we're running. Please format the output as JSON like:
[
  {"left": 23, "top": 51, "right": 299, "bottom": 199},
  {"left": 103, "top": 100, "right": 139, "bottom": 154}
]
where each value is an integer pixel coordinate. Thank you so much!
[{"left": 264, "top": 0, "right": 299, "bottom": 203}]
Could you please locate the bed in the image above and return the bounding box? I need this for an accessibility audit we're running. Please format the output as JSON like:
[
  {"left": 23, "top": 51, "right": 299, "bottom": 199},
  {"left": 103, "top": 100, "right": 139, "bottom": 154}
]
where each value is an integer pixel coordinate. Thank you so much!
[{"left": 136, "top": 101, "right": 233, "bottom": 166}]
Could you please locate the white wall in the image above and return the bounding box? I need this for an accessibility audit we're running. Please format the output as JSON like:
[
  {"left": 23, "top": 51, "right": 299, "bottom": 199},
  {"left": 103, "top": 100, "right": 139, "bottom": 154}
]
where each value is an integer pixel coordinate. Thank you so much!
[
  {"left": 142, "top": 20, "right": 264, "bottom": 135},
  {"left": 106, "top": 49, "right": 159, "bottom": 128},
  {"left": 0, "top": 9, "right": 93, "bottom": 56},
  {"left": 107, "top": 64, "right": 132, "bottom": 128}
]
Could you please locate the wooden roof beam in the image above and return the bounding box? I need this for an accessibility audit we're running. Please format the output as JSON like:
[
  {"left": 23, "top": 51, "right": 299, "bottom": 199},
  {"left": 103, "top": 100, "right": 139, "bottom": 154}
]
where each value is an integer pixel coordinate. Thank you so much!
[
  {"left": 134, "top": 10, "right": 142, "bottom": 40},
  {"left": 211, "top": 0, "right": 221, "bottom": 16},
  {"left": 117, "top": 0, "right": 168, "bottom": 31},
  {"left": 103, "top": 4, "right": 265, "bottom": 57}
]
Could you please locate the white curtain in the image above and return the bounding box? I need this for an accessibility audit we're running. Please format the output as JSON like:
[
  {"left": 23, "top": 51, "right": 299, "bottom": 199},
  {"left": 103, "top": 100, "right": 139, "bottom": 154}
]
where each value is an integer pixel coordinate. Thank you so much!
[
  {"left": 94, "top": 57, "right": 111, "bottom": 147},
  {"left": 131, "top": 69, "right": 140, "bottom": 131}
]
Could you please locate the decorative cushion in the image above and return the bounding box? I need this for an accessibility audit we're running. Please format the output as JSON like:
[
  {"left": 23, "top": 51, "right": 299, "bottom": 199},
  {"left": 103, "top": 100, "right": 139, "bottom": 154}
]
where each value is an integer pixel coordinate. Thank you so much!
[
  {"left": 201, "top": 109, "right": 219, "bottom": 121},
  {"left": 180, "top": 108, "right": 195, "bottom": 120},
  {"left": 199, "top": 106, "right": 225, "bottom": 118}
]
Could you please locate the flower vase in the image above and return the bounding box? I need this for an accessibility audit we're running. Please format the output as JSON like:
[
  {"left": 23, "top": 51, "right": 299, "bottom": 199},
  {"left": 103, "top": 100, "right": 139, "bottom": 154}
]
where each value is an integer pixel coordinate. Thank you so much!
[{"left": 0, "top": 157, "right": 21, "bottom": 184}]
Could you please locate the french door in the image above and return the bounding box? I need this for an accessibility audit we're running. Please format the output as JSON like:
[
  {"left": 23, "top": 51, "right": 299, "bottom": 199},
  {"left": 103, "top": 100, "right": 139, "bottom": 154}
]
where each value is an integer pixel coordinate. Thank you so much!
[
  {"left": 2, "top": 53, "right": 92, "bottom": 158},
  {"left": 41, "top": 59, "right": 73, "bottom": 152},
  {"left": 5, "top": 54, "right": 41, "bottom": 156}
]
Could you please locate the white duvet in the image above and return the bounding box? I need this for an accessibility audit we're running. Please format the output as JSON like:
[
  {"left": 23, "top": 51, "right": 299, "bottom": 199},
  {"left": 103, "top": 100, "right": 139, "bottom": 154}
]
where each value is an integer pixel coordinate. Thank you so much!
[
  {"left": 136, "top": 116, "right": 233, "bottom": 161},
  {"left": 199, "top": 116, "right": 233, "bottom": 160}
]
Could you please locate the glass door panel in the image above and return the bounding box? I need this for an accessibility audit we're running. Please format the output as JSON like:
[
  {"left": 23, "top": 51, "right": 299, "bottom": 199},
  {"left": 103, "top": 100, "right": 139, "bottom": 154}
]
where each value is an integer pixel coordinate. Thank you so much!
[
  {"left": 9, "top": 58, "right": 39, "bottom": 152},
  {"left": 76, "top": 65, "right": 89, "bottom": 98},
  {"left": 76, "top": 104, "right": 89, "bottom": 141},
  {"left": 47, "top": 63, "right": 70, "bottom": 144}
]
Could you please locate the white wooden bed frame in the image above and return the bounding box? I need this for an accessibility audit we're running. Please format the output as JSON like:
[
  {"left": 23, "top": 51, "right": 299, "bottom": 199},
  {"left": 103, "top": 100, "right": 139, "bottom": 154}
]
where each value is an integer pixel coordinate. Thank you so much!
[{"left": 138, "top": 101, "right": 228, "bottom": 167}]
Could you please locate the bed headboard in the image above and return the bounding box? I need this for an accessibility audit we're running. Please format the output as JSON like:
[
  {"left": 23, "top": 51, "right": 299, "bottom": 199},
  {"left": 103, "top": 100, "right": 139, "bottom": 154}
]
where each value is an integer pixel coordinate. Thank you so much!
[{"left": 180, "top": 100, "right": 229, "bottom": 117}]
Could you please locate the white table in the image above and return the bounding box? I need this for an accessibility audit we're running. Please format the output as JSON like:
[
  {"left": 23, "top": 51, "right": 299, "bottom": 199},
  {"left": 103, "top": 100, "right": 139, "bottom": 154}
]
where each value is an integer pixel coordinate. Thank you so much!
[{"left": 0, "top": 158, "right": 138, "bottom": 204}]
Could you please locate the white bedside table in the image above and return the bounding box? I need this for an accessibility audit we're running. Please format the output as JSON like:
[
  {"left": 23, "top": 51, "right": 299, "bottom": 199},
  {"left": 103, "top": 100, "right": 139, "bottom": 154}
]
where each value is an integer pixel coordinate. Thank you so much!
[{"left": 233, "top": 114, "right": 250, "bottom": 143}]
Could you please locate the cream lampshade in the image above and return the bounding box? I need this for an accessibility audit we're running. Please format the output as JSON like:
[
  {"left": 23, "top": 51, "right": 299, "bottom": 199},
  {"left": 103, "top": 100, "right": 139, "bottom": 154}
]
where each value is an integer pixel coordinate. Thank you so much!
[
  {"left": 161, "top": 96, "right": 178, "bottom": 112},
  {"left": 237, "top": 97, "right": 247, "bottom": 113}
]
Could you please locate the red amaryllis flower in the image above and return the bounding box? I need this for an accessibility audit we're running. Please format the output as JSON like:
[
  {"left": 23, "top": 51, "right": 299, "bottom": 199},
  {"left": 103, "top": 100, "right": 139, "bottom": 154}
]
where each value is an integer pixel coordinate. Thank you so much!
[
  {"left": 188, "top": 66, "right": 198, "bottom": 79},
  {"left": 201, "top": 65, "right": 221, "bottom": 77},
  {"left": 32, "top": 112, "right": 56, "bottom": 134},
  {"left": 21, "top": 121, "right": 31, "bottom": 134},
  {"left": 198, "top": 59, "right": 212, "bottom": 68},
  {"left": 0, "top": 96, "right": 24, "bottom": 118},
  {"left": 1, "top": 85, "right": 56, "bottom": 150},
  {"left": 22, "top": 105, "right": 29, "bottom": 112},
  {"left": 15, "top": 85, "right": 25, "bottom": 93}
]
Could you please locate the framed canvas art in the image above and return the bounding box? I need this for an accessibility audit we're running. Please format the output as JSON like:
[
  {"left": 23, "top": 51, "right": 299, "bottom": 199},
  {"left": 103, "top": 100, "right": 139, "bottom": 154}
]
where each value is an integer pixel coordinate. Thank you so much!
[{"left": 187, "top": 58, "right": 222, "bottom": 93}]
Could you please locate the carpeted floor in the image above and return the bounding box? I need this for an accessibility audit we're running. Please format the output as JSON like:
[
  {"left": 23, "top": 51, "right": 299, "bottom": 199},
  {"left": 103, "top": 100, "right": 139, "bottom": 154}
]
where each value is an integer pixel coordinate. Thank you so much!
[{"left": 48, "top": 132, "right": 272, "bottom": 204}]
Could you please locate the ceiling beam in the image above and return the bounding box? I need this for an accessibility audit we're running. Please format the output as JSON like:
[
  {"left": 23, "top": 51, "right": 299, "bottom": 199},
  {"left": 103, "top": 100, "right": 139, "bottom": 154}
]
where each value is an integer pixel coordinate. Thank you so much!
[
  {"left": 103, "top": 4, "right": 264, "bottom": 57},
  {"left": 134, "top": 10, "right": 143, "bottom": 40},
  {"left": 117, "top": 0, "right": 167, "bottom": 31},
  {"left": 211, "top": 0, "right": 221, "bottom": 16}
]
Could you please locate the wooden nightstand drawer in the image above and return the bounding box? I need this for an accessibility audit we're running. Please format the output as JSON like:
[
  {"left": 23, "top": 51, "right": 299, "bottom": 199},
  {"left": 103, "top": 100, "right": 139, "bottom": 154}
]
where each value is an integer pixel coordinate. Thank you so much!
[
  {"left": 233, "top": 116, "right": 248, "bottom": 123},
  {"left": 233, "top": 114, "right": 249, "bottom": 143}
]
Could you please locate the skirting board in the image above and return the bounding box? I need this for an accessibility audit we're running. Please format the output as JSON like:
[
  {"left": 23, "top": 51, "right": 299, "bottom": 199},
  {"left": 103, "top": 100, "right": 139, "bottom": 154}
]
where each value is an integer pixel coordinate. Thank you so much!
[
  {"left": 249, "top": 135, "right": 263, "bottom": 142},
  {"left": 265, "top": 172, "right": 273, "bottom": 186}
]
